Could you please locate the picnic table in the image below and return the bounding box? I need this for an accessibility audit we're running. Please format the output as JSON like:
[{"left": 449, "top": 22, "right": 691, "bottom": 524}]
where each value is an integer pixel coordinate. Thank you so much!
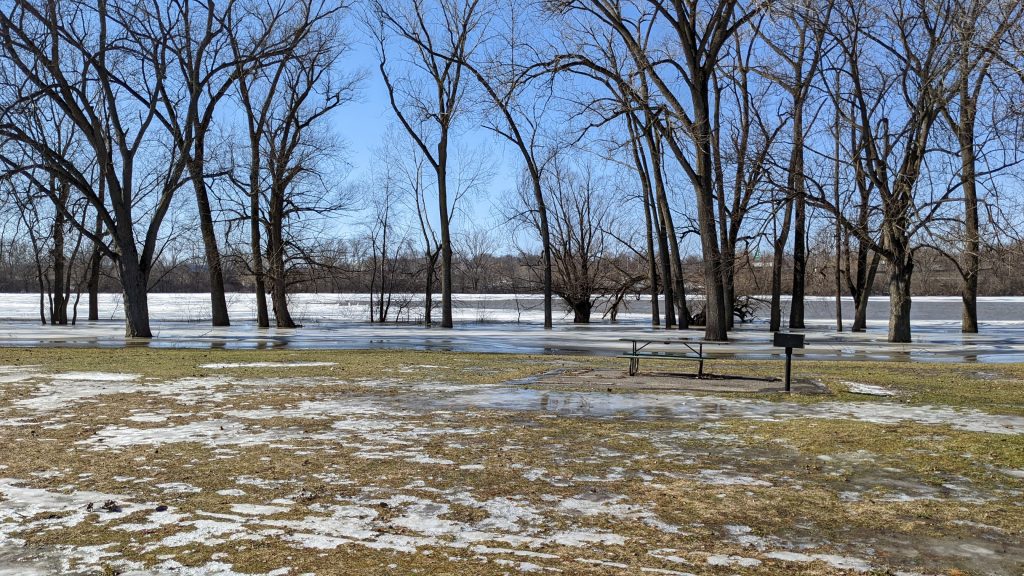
[{"left": 618, "top": 337, "right": 720, "bottom": 378}]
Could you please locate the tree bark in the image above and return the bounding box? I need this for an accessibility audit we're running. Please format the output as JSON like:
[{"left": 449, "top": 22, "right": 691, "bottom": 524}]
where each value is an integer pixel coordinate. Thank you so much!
[
  {"left": 656, "top": 211, "right": 676, "bottom": 328},
  {"left": 118, "top": 256, "right": 152, "bottom": 338},
  {"left": 888, "top": 257, "right": 914, "bottom": 343},
  {"left": 647, "top": 131, "right": 687, "bottom": 329},
  {"left": 87, "top": 245, "right": 101, "bottom": 321},
  {"left": 571, "top": 299, "right": 592, "bottom": 323},
  {"left": 268, "top": 183, "right": 296, "bottom": 328},
  {"left": 788, "top": 112, "right": 807, "bottom": 329},
  {"left": 248, "top": 148, "right": 270, "bottom": 329},
  {"left": 832, "top": 89, "right": 843, "bottom": 332},
  {"left": 957, "top": 97, "right": 980, "bottom": 333},
  {"left": 188, "top": 144, "right": 230, "bottom": 327},
  {"left": 851, "top": 251, "right": 880, "bottom": 332},
  {"left": 692, "top": 91, "right": 727, "bottom": 340},
  {"left": 423, "top": 249, "right": 438, "bottom": 325},
  {"left": 770, "top": 198, "right": 794, "bottom": 332},
  {"left": 437, "top": 156, "right": 454, "bottom": 329},
  {"left": 51, "top": 179, "right": 67, "bottom": 325},
  {"left": 533, "top": 177, "right": 553, "bottom": 329},
  {"left": 643, "top": 182, "right": 660, "bottom": 326}
]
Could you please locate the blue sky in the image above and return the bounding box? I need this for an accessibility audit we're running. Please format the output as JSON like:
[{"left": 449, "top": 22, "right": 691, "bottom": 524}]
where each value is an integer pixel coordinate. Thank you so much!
[{"left": 330, "top": 35, "right": 520, "bottom": 243}]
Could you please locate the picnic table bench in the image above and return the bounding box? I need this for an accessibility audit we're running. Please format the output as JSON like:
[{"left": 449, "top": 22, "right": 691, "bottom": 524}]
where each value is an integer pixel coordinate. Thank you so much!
[{"left": 618, "top": 337, "right": 719, "bottom": 378}]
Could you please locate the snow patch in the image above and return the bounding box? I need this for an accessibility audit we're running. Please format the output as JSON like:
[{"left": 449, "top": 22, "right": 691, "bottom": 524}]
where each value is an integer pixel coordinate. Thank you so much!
[
  {"left": 707, "top": 554, "right": 762, "bottom": 567},
  {"left": 843, "top": 382, "right": 896, "bottom": 396},
  {"left": 696, "top": 470, "right": 772, "bottom": 487},
  {"left": 50, "top": 372, "right": 139, "bottom": 382},
  {"left": 765, "top": 551, "right": 873, "bottom": 572},
  {"left": 230, "top": 504, "right": 291, "bottom": 516}
]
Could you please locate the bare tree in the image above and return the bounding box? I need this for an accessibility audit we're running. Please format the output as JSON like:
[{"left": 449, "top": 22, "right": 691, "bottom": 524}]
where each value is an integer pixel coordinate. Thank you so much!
[
  {"left": 231, "top": 0, "right": 355, "bottom": 328},
  {"left": 371, "top": 0, "right": 486, "bottom": 329},
  {"left": 0, "top": 0, "right": 184, "bottom": 337},
  {"left": 811, "top": 0, "right": 962, "bottom": 343},
  {"left": 550, "top": 0, "right": 765, "bottom": 340},
  {"left": 756, "top": 0, "right": 833, "bottom": 330},
  {"left": 529, "top": 158, "right": 615, "bottom": 323},
  {"left": 938, "top": 0, "right": 1022, "bottom": 333}
]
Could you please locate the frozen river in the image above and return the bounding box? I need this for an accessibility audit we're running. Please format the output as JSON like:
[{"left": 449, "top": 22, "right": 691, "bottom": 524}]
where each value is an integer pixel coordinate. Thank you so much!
[{"left": 0, "top": 292, "right": 1022, "bottom": 362}]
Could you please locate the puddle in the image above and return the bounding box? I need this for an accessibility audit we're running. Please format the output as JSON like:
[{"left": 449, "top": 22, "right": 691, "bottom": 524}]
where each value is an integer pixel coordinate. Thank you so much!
[{"left": 410, "top": 387, "right": 1024, "bottom": 435}]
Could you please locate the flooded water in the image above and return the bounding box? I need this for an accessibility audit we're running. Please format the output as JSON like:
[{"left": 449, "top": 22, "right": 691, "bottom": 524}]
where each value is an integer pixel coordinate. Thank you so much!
[
  {"left": 411, "top": 386, "right": 1024, "bottom": 434},
  {"left": 0, "top": 293, "right": 1022, "bottom": 362}
]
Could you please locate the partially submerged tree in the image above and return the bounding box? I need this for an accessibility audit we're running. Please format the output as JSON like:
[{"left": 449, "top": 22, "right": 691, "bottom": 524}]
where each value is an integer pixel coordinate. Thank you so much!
[
  {"left": 0, "top": 0, "right": 184, "bottom": 337},
  {"left": 811, "top": 0, "right": 962, "bottom": 343},
  {"left": 371, "top": 0, "right": 486, "bottom": 329}
]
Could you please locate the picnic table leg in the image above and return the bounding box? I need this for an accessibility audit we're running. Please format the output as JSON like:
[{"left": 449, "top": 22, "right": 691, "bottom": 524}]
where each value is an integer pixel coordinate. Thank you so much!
[
  {"left": 698, "top": 343, "right": 704, "bottom": 378},
  {"left": 628, "top": 341, "right": 639, "bottom": 376}
]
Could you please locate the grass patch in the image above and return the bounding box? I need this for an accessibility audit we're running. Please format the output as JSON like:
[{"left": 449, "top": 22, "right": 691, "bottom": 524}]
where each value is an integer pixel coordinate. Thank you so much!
[
  {"left": 0, "top": 347, "right": 568, "bottom": 384},
  {"left": 1, "top": 347, "right": 1023, "bottom": 574}
]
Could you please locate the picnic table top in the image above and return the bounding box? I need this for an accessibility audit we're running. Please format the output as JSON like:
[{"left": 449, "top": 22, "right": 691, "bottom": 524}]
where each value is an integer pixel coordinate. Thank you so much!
[{"left": 617, "top": 337, "right": 724, "bottom": 344}]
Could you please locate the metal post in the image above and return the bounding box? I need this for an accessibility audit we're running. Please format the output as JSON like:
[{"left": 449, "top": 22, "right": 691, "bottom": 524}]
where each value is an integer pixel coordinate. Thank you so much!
[{"left": 784, "top": 347, "right": 793, "bottom": 392}]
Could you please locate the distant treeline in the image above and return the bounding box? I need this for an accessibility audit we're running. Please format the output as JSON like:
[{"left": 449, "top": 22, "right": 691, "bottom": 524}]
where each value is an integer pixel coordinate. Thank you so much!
[{"left": 3, "top": 234, "right": 1021, "bottom": 303}]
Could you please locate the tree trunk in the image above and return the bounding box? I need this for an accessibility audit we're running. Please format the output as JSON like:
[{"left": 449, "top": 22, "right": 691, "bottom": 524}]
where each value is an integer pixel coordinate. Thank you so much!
[
  {"left": 888, "top": 257, "right": 914, "bottom": 343},
  {"left": 189, "top": 146, "right": 230, "bottom": 327},
  {"left": 770, "top": 198, "right": 794, "bottom": 332},
  {"left": 656, "top": 214, "right": 676, "bottom": 329},
  {"left": 833, "top": 228, "right": 843, "bottom": 333},
  {"left": 51, "top": 184, "right": 67, "bottom": 325},
  {"left": 118, "top": 256, "right": 152, "bottom": 338},
  {"left": 88, "top": 175, "right": 105, "bottom": 321},
  {"left": 532, "top": 177, "right": 553, "bottom": 330},
  {"left": 437, "top": 158, "right": 454, "bottom": 329},
  {"left": 788, "top": 114, "right": 807, "bottom": 329},
  {"left": 851, "top": 250, "right": 880, "bottom": 332},
  {"left": 692, "top": 92, "right": 727, "bottom": 341},
  {"left": 572, "top": 299, "right": 592, "bottom": 324},
  {"left": 647, "top": 133, "right": 687, "bottom": 329},
  {"left": 268, "top": 183, "right": 296, "bottom": 329},
  {"left": 721, "top": 247, "right": 735, "bottom": 329},
  {"left": 424, "top": 250, "right": 438, "bottom": 325},
  {"left": 643, "top": 183, "right": 660, "bottom": 326},
  {"left": 250, "top": 182, "right": 269, "bottom": 328},
  {"left": 87, "top": 246, "right": 101, "bottom": 321},
  {"left": 378, "top": 222, "right": 388, "bottom": 322},
  {"left": 832, "top": 97, "right": 843, "bottom": 332},
  {"left": 959, "top": 103, "right": 979, "bottom": 334},
  {"left": 269, "top": 259, "right": 295, "bottom": 328}
]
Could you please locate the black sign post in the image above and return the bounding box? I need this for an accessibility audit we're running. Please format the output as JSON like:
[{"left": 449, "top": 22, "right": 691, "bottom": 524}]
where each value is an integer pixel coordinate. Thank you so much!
[{"left": 773, "top": 332, "right": 805, "bottom": 392}]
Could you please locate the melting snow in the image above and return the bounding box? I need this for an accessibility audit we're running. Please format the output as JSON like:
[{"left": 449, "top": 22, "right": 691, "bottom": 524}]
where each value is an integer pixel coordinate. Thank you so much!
[
  {"left": 706, "top": 554, "right": 762, "bottom": 567},
  {"left": 843, "top": 382, "right": 897, "bottom": 396},
  {"left": 764, "top": 550, "right": 873, "bottom": 572},
  {"left": 49, "top": 372, "right": 139, "bottom": 382},
  {"left": 695, "top": 469, "right": 773, "bottom": 487},
  {"left": 230, "top": 504, "right": 291, "bottom": 516}
]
